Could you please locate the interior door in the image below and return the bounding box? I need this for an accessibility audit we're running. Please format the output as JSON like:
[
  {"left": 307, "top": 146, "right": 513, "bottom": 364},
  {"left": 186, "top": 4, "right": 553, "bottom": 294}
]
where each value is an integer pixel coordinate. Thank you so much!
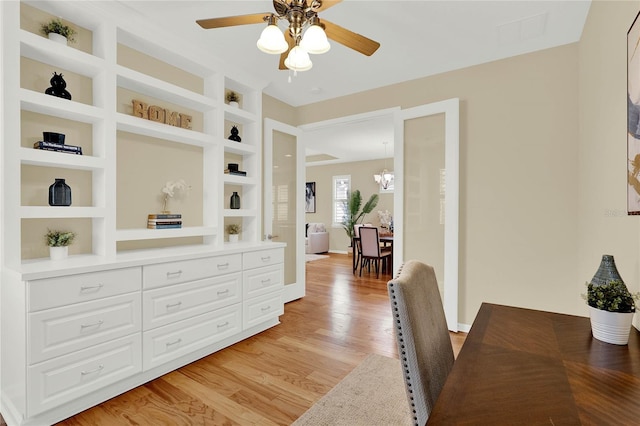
[
  {"left": 264, "top": 119, "right": 306, "bottom": 302},
  {"left": 394, "top": 99, "right": 459, "bottom": 331}
]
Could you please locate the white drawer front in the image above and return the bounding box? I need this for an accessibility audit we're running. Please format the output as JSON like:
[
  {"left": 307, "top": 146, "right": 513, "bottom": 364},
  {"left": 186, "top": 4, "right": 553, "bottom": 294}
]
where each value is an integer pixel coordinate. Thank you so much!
[
  {"left": 29, "top": 268, "right": 141, "bottom": 312},
  {"left": 143, "top": 304, "right": 242, "bottom": 370},
  {"left": 243, "top": 248, "right": 284, "bottom": 270},
  {"left": 243, "top": 265, "right": 283, "bottom": 299},
  {"left": 27, "top": 334, "right": 141, "bottom": 417},
  {"left": 243, "top": 291, "right": 283, "bottom": 329},
  {"left": 143, "top": 273, "right": 242, "bottom": 330},
  {"left": 29, "top": 293, "right": 141, "bottom": 364},
  {"left": 143, "top": 254, "right": 242, "bottom": 289}
]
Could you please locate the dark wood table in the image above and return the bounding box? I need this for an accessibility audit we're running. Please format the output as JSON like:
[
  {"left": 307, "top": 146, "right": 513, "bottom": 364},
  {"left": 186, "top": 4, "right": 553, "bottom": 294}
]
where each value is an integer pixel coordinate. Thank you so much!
[{"left": 428, "top": 303, "right": 640, "bottom": 425}]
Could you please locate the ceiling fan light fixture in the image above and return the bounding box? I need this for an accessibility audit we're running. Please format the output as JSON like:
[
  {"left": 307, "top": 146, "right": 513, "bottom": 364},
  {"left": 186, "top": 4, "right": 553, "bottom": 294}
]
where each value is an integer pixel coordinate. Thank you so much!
[
  {"left": 284, "top": 45, "right": 313, "bottom": 72},
  {"left": 257, "top": 22, "right": 288, "bottom": 54},
  {"left": 300, "top": 24, "right": 330, "bottom": 54}
]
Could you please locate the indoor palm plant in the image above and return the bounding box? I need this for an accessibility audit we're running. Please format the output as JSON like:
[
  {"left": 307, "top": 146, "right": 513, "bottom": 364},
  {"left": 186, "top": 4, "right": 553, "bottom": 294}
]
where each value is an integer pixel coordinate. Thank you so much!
[
  {"left": 45, "top": 229, "right": 76, "bottom": 260},
  {"left": 40, "top": 18, "right": 77, "bottom": 44},
  {"left": 341, "top": 189, "right": 379, "bottom": 241},
  {"left": 584, "top": 255, "right": 640, "bottom": 345}
]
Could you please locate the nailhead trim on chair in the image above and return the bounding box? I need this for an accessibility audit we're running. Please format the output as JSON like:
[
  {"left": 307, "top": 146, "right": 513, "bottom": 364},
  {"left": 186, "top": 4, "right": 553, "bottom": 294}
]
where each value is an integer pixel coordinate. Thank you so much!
[{"left": 389, "top": 282, "right": 419, "bottom": 426}]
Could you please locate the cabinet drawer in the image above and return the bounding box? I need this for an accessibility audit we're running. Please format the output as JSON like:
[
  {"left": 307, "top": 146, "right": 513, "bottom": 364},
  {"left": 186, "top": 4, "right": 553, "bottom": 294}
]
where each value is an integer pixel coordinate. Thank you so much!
[
  {"left": 243, "top": 265, "right": 283, "bottom": 299},
  {"left": 143, "top": 254, "right": 242, "bottom": 289},
  {"left": 143, "top": 273, "right": 241, "bottom": 330},
  {"left": 143, "top": 304, "right": 242, "bottom": 370},
  {"left": 27, "top": 334, "right": 141, "bottom": 417},
  {"left": 29, "top": 293, "right": 141, "bottom": 364},
  {"left": 243, "top": 248, "right": 284, "bottom": 270},
  {"left": 28, "top": 268, "right": 141, "bottom": 312},
  {"left": 243, "top": 291, "right": 283, "bottom": 329}
]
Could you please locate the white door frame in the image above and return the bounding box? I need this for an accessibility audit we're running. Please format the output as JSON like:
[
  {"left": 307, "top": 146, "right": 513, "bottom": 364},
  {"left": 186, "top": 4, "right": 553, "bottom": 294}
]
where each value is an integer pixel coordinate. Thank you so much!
[
  {"left": 394, "top": 98, "right": 460, "bottom": 331},
  {"left": 264, "top": 118, "right": 306, "bottom": 302}
]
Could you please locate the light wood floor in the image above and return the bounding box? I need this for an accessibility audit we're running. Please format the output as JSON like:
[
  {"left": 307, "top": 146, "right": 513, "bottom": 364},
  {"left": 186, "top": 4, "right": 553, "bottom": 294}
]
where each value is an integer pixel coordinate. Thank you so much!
[{"left": 53, "top": 253, "right": 465, "bottom": 425}]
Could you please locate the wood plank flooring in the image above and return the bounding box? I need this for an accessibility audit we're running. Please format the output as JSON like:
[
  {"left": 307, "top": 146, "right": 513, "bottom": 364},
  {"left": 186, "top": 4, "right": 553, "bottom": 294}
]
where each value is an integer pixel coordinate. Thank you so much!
[{"left": 54, "top": 253, "right": 465, "bottom": 425}]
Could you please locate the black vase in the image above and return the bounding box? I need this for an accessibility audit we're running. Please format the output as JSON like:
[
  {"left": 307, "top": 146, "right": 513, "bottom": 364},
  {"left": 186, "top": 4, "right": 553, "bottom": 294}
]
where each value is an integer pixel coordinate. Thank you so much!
[
  {"left": 230, "top": 191, "right": 240, "bottom": 209},
  {"left": 590, "top": 255, "right": 624, "bottom": 287},
  {"left": 49, "top": 178, "right": 72, "bottom": 206}
]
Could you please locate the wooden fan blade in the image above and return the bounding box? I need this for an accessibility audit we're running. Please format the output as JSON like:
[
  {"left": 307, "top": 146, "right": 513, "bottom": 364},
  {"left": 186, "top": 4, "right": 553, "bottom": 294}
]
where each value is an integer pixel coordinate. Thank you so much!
[
  {"left": 314, "top": 0, "right": 342, "bottom": 13},
  {"left": 322, "top": 19, "right": 380, "bottom": 56},
  {"left": 196, "top": 13, "right": 269, "bottom": 29},
  {"left": 279, "top": 31, "right": 296, "bottom": 70}
]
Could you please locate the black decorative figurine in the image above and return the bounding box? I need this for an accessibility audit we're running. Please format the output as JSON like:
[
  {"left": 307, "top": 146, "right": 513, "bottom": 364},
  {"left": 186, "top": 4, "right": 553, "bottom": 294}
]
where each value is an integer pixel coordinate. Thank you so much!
[
  {"left": 228, "top": 125, "right": 241, "bottom": 142},
  {"left": 45, "top": 72, "right": 72, "bottom": 100},
  {"left": 49, "top": 178, "right": 72, "bottom": 206}
]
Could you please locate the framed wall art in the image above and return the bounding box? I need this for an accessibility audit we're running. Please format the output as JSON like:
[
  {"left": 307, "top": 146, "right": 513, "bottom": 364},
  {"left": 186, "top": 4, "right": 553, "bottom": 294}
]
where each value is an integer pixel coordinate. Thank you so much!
[
  {"left": 628, "top": 11, "right": 640, "bottom": 214},
  {"left": 305, "top": 182, "right": 316, "bottom": 213}
]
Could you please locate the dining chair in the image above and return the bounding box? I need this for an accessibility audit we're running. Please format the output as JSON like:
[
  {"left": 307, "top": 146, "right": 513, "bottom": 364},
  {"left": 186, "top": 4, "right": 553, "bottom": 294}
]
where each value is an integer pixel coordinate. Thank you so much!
[
  {"left": 352, "top": 224, "right": 365, "bottom": 274},
  {"left": 387, "top": 260, "right": 454, "bottom": 426},
  {"left": 359, "top": 226, "right": 392, "bottom": 278}
]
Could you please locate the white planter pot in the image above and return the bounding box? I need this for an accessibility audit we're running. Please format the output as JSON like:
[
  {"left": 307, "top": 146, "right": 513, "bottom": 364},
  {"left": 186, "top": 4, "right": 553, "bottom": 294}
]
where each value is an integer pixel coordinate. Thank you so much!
[
  {"left": 49, "top": 246, "right": 68, "bottom": 261},
  {"left": 589, "top": 306, "right": 634, "bottom": 345},
  {"left": 229, "top": 101, "right": 239, "bottom": 108},
  {"left": 228, "top": 234, "right": 239, "bottom": 243},
  {"left": 48, "top": 33, "right": 68, "bottom": 45}
]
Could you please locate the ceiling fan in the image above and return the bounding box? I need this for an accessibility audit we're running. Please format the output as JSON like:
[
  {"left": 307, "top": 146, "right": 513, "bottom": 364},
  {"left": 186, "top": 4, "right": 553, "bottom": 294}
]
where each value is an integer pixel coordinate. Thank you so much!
[{"left": 196, "top": 0, "right": 380, "bottom": 72}]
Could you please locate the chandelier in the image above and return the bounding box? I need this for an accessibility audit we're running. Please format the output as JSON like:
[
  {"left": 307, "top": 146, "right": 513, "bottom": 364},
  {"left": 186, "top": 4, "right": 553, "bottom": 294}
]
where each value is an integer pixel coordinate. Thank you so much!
[
  {"left": 256, "top": 7, "right": 330, "bottom": 73},
  {"left": 374, "top": 142, "right": 393, "bottom": 190}
]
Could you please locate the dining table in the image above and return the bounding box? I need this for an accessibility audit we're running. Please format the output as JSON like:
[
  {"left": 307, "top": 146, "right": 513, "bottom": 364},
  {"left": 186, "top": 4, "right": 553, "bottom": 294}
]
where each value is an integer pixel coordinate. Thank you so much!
[
  {"left": 427, "top": 303, "right": 640, "bottom": 424},
  {"left": 351, "top": 232, "right": 393, "bottom": 274}
]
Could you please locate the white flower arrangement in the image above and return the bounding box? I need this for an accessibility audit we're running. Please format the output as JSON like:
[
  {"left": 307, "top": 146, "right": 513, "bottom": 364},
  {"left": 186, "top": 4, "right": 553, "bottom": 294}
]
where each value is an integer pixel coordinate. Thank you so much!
[
  {"left": 161, "top": 179, "right": 191, "bottom": 213},
  {"left": 378, "top": 209, "right": 393, "bottom": 228}
]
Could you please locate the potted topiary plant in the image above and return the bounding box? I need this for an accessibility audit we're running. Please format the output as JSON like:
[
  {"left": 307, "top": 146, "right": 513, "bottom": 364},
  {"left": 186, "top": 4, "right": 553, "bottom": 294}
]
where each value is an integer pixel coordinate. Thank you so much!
[
  {"left": 40, "top": 18, "right": 77, "bottom": 45},
  {"left": 226, "top": 223, "right": 241, "bottom": 243},
  {"left": 226, "top": 90, "right": 240, "bottom": 108},
  {"left": 45, "top": 229, "right": 75, "bottom": 260},
  {"left": 584, "top": 255, "right": 640, "bottom": 345}
]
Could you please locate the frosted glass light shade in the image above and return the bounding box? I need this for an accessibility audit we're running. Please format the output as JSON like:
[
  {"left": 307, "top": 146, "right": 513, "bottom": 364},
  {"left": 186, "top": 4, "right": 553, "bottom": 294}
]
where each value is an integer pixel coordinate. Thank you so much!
[
  {"left": 284, "top": 46, "right": 313, "bottom": 71},
  {"left": 257, "top": 24, "right": 288, "bottom": 54},
  {"left": 300, "top": 24, "right": 330, "bottom": 54}
]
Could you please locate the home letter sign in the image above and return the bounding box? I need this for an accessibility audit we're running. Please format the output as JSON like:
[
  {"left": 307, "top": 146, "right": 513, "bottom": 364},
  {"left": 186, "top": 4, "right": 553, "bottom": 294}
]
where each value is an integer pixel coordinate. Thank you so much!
[{"left": 131, "top": 99, "right": 193, "bottom": 130}]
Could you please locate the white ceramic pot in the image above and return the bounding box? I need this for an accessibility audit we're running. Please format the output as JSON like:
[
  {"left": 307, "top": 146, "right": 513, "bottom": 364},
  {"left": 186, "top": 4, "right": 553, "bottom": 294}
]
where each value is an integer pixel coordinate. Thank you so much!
[
  {"left": 229, "top": 101, "right": 239, "bottom": 108},
  {"left": 229, "top": 234, "right": 239, "bottom": 243},
  {"left": 49, "top": 245, "right": 68, "bottom": 261},
  {"left": 48, "top": 33, "right": 68, "bottom": 45},
  {"left": 589, "top": 306, "right": 634, "bottom": 345}
]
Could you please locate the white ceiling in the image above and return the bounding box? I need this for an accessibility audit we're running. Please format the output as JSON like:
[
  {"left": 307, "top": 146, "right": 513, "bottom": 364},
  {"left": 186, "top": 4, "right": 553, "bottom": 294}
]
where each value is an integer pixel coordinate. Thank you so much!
[{"left": 112, "top": 0, "right": 591, "bottom": 163}]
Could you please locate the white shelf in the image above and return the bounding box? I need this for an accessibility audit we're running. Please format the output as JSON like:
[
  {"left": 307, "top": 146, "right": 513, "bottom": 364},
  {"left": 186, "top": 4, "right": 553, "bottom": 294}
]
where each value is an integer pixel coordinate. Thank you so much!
[
  {"left": 20, "top": 89, "right": 104, "bottom": 123},
  {"left": 116, "top": 113, "right": 216, "bottom": 147},
  {"left": 224, "top": 105, "right": 257, "bottom": 124},
  {"left": 20, "top": 30, "right": 105, "bottom": 77},
  {"left": 223, "top": 209, "right": 257, "bottom": 217},
  {"left": 223, "top": 140, "right": 257, "bottom": 155},
  {"left": 223, "top": 174, "right": 257, "bottom": 185},
  {"left": 20, "top": 206, "right": 106, "bottom": 219},
  {"left": 115, "top": 226, "right": 217, "bottom": 241},
  {"left": 20, "top": 148, "right": 105, "bottom": 170},
  {"left": 116, "top": 65, "right": 217, "bottom": 111}
]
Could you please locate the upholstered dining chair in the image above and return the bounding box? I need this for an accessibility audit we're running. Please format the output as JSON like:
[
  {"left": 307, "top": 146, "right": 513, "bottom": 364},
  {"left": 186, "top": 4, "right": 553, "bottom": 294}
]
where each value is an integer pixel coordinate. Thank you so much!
[
  {"left": 387, "top": 260, "right": 454, "bottom": 426},
  {"left": 359, "top": 226, "right": 392, "bottom": 278}
]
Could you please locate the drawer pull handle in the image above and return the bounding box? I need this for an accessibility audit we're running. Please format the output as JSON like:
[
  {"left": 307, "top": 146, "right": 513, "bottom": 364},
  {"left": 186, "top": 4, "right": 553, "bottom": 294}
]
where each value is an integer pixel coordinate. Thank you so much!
[
  {"left": 166, "top": 270, "right": 183, "bottom": 278},
  {"left": 261, "top": 305, "right": 271, "bottom": 312},
  {"left": 217, "top": 321, "right": 229, "bottom": 328},
  {"left": 80, "top": 284, "right": 104, "bottom": 292},
  {"left": 166, "top": 338, "right": 182, "bottom": 347},
  {"left": 217, "top": 289, "right": 229, "bottom": 296},
  {"left": 166, "top": 301, "right": 182, "bottom": 309},
  {"left": 261, "top": 256, "right": 271, "bottom": 262},
  {"left": 80, "top": 320, "right": 104, "bottom": 329},
  {"left": 81, "top": 364, "right": 104, "bottom": 376},
  {"left": 261, "top": 279, "right": 271, "bottom": 285},
  {"left": 217, "top": 262, "right": 230, "bottom": 269}
]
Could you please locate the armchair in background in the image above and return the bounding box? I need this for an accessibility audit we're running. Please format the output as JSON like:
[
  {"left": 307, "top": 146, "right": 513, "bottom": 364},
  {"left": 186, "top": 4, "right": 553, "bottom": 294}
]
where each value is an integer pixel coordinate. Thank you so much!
[{"left": 305, "top": 223, "right": 329, "bottom": 254}]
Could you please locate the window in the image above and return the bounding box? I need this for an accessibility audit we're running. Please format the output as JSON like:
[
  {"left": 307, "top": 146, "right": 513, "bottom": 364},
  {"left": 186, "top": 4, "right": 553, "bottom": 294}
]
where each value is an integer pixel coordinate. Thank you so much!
[{"left": 333, "top": 175, "right": 350, "bottom": 227}]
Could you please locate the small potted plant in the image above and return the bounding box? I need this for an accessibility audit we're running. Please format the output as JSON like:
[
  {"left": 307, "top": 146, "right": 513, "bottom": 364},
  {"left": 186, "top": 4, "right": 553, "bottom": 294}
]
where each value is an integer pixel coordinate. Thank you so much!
[
  {"left": 226, "top": 223, "right": 241, "bottom": 243},
  {"left": 45, "top": 229, "right": 75, "bottom": 260},
  {"left": 584, "top": 255, "right": 640, "bottom": 345},
  {"left": 40, "top": 18, "right": 77, "bottom": 45},
  {"left": 226, "top": 90, "right": 240, "bottom": 108}
]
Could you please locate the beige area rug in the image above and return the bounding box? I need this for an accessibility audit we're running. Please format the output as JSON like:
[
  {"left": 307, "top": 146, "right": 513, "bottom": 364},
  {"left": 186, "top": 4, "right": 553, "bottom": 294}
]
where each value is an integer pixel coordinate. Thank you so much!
[
  {"left": 305, "top": 254, "right": 329, "bottom": 262},
  {"left": 292, "top": 354, "right": 412, "bottom": 426}
]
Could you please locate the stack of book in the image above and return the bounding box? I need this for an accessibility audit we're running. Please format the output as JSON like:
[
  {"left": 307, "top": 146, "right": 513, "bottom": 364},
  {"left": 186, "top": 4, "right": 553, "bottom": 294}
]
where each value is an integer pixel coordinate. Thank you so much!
[
  {"left": 147, "top": 213, "right": 182, "bottom": 229},
  {"left": 33, "top": 141, "right": 83, "bottom": 155},
  {"left": 224, "top": 169, "right": 247, "bottom": 176}
]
